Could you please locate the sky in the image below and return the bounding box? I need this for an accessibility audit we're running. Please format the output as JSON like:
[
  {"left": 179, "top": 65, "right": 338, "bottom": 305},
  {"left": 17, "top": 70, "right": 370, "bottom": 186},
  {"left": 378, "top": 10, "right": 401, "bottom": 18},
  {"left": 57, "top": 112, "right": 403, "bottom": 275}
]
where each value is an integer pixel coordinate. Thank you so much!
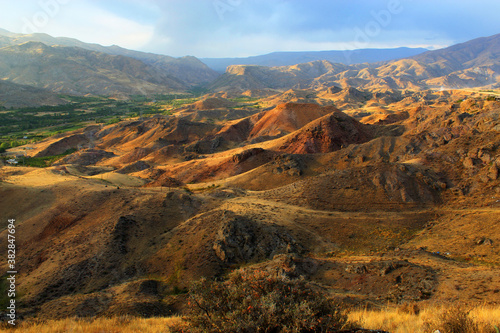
[{"left": 0, "top": 0, "right": 499, "bottom": 58}]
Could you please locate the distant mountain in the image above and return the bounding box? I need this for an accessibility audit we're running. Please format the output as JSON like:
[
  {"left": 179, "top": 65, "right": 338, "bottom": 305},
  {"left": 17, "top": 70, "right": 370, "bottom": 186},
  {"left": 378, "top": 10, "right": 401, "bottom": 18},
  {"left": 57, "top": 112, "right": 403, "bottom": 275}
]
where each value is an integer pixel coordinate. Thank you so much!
[
  {"left": 210, "top": 34, "right": 500, "bottom": 91},
  {"left": 412, "top": 34, "right": 500, "bottom": 71},
  {"left": 0, "top": 30, "right": 219, "bottom": 87},
  {"left": 0, "top": 41, "right": 187, "bottom": 96},
  {"left": 202, "top": 47, "right": 428, "bottom": 72},
  {"left": 1, "top": 29, "right": 498, "bottom": 98},
  {"left": 209, "top": 61, "right": 351, "bottom": 91}
]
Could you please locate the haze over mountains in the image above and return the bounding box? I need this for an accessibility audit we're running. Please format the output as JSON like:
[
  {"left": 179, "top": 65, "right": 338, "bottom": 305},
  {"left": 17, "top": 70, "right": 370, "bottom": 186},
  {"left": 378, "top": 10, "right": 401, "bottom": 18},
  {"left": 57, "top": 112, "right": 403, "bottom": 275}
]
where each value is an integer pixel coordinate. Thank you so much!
[{"left": 201, "top": 47, "right": 428, "bottom": 72}]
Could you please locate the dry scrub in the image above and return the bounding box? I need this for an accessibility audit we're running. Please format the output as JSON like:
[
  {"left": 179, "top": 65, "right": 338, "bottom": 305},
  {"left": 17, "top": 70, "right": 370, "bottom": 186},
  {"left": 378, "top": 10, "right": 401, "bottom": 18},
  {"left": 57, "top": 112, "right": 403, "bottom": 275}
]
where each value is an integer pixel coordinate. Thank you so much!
[
  {"left": 0, "top": 316, "right": 182, "bottom": 333},
  {"left": 349, "top": 304, "right": 500, "bottom": 333},
  {"left": 1, "top": 305, "right": 499, "bottom": 332}
]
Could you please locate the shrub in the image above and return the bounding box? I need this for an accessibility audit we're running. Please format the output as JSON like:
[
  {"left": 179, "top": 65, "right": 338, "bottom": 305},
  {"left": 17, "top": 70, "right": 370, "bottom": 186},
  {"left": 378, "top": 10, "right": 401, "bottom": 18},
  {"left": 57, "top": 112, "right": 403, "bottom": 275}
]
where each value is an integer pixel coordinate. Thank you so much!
[
  {"left": 432, "top": 307, "right": 479, "bottom": 333},
  {"left": 177, "top": 269, "right": 352, "bottom": 333},
  {"left": 397, "top": 302, "right": 420, "bottom": 315}
]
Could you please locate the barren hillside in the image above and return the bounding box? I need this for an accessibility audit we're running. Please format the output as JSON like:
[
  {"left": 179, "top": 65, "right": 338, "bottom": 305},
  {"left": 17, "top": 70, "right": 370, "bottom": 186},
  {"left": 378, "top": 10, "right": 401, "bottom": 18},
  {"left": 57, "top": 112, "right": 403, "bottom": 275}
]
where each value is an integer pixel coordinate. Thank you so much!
[{"left": 1, "top": 86, "right": 499, "bottom": 321}]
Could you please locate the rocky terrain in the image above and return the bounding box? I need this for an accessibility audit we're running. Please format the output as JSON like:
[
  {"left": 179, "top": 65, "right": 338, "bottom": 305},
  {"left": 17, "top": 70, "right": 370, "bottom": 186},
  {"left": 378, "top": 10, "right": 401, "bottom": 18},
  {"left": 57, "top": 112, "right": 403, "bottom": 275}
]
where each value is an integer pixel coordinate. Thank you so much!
[
  {"left": 1, "top": 86, "right": 499, "bottom": 320},
  {"left": 210, "top": 34, "right": 500, "bottom": 92},
  {"left": 0, "top": 33, "right": 499, "bottom": 323}
]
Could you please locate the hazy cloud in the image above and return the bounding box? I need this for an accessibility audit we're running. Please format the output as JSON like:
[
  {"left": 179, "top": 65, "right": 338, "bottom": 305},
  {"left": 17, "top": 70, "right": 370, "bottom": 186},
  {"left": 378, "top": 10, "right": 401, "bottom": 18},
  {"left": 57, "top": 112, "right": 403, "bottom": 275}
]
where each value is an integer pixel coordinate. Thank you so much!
[{"left": 0, "top": 0, "right": 499, "bottom": 57}]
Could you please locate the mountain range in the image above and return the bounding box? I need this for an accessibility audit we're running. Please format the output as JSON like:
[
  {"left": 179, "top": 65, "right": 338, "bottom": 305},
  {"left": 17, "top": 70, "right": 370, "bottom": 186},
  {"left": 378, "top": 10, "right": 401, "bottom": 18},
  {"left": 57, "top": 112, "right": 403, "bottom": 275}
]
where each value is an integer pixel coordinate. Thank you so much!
[
  {"left": 201, "top": 47, "right": 428, "bottom": 72},
  {"left": 0, "top": 30, "right": 499, "bottom": 104},
  {"left": 0, "top": 30, "right": 219, "bottom": 97},
  {"left": 210, "top": 34, "right": 500, "bottom": 91}
]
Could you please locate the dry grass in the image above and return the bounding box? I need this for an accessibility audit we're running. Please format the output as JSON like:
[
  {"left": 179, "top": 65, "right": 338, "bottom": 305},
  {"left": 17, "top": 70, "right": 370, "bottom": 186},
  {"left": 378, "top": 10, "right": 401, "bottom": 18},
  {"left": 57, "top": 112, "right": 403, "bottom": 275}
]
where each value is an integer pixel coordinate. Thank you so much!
[
  {"left": 0, "top": 316, "right": 182, "bottom": 333},
  {"left": 349, "top": 304, "right": 500, "bottom": 333},
  {"left": 0, "top": 305, "right": 499, "bottom": 332}
]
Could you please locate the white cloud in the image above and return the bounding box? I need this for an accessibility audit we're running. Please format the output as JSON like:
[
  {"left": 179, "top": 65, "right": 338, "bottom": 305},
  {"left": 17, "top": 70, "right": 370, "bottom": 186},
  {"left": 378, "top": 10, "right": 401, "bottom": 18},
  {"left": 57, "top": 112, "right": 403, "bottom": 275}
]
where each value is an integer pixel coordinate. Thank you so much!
[
  {"left": 51, "top": 3, "right": 155, "bottom": 49},
  {"left": 0, "top": 0, "right": 155, "bottom": 50},
  {"left": 0, "top": 0, "right": 497, "bottom": 58}
]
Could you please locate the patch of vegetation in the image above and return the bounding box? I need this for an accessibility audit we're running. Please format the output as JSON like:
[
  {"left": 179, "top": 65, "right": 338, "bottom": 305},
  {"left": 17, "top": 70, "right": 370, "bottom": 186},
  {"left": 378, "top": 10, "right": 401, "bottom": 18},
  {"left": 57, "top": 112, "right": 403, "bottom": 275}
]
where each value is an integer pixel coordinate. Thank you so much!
[
  {"left": 168, "top": 285, "right": 188, "bottom": 296},
  {"left": 3, "top": 149, "right": 77, "bottom": 168},
  {"left": 229, "top": 96, "right": 259, "bottom": 103},
  {"left": 173, "top": 269, "right": 354, "bottom": 332},
  {"left": 182, "top": 187, "right": 193, "bottom": 194},
  {"left": 0, "top": 94, "right": 200, "bottom": 150},
  {"left": 103, "top": 117, "right": 122, "bottom": 125},
  {"left": 430, "top": 307, "right": 479, "bottom": 333},
  {"left": 189, "top": 86, "right": 211, "bottom": 97}
]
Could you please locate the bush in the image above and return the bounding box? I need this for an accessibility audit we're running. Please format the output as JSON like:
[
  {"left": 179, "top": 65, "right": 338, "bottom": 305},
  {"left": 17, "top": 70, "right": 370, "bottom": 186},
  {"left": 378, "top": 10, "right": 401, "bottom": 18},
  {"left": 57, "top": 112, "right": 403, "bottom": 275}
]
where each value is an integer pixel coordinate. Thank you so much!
[
  {"left": 433, "top": 307, "right": 479, "bottom": 333},
  {"left": 176, "top": 269, "right": 352, "bottom": 333},
  {"left": 397, "top": 302, "right": 420, "bottom": 315}
]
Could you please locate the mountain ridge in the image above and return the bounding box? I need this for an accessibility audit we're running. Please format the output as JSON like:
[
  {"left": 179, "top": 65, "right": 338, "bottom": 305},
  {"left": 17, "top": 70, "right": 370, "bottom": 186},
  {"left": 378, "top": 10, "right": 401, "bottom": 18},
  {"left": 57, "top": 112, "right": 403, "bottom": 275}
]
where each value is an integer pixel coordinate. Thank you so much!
[
  {"left": 0, "top": 30, "right": 219, "bottom": 87},
  {"left": 201, "top": 47, "right": 428, "bottom": 72},
  {"left": 0, "top": 41, "right": 187, "bottom": 96},
  {"left": 0, "top": 30, "right": 499, "bottom": 101},
  {"left": 209, "top": 33, "right": 500, "bottom": 91}
]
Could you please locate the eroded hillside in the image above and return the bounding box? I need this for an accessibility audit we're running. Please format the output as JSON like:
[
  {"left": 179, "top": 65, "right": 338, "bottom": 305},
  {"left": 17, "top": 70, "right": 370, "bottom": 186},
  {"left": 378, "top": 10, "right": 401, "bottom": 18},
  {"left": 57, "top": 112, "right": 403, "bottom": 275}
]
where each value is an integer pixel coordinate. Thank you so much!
[{"left": 1, "top": 86, "right": 499, "bottom": 319}]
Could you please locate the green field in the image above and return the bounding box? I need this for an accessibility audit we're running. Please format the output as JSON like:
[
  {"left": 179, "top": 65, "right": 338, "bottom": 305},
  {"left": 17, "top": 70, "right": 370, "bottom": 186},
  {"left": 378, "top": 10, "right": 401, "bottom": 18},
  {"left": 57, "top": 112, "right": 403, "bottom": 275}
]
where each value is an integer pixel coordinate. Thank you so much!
[{"left": 0, "top": 94, "right": 202, "bottom": 153}]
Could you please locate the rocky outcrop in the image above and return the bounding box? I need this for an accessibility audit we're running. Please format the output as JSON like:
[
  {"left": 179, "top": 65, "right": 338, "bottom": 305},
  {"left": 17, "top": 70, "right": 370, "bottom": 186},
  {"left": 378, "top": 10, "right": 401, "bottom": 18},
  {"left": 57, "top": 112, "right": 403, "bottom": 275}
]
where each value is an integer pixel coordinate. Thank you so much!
[
  {"left": 112, "top": 216, "right": 137, "bottom": 254},
  {"left": 278, "top": 111, "right": 373, "bottom": 154},
  {"left": 371, "top": 163, "right": 445, "bottom": 203},
  {"left": 232, "top": 148, "right": 266, "bottom": 164},
  {"left": 213, "top": 212, "right": 302, "bottom": 264},
  {"left": 272, "top": 154, "right": 304, "bottom": 176}
]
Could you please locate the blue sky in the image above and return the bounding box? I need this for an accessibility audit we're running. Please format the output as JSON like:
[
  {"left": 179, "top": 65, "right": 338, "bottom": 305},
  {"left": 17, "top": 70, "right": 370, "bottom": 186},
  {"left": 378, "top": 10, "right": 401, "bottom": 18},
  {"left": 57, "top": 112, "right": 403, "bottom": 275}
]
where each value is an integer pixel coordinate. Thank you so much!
[{"left": 0, "top": 0, "right": 499, "bottom": 57}]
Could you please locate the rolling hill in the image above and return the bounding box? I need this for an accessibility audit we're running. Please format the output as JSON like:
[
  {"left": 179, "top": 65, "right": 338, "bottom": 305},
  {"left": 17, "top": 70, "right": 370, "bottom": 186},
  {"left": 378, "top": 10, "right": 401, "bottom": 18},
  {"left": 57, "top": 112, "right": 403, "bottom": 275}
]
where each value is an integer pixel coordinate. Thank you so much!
[
  {"left": 0, "top": 79, "right": 67, "bottom": 108},
  {"left": 1, "top": 31, "right": 500, "bottom": 329},
  {"left": 1, "top": 88, "right": 499, "bottom": 321}
]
